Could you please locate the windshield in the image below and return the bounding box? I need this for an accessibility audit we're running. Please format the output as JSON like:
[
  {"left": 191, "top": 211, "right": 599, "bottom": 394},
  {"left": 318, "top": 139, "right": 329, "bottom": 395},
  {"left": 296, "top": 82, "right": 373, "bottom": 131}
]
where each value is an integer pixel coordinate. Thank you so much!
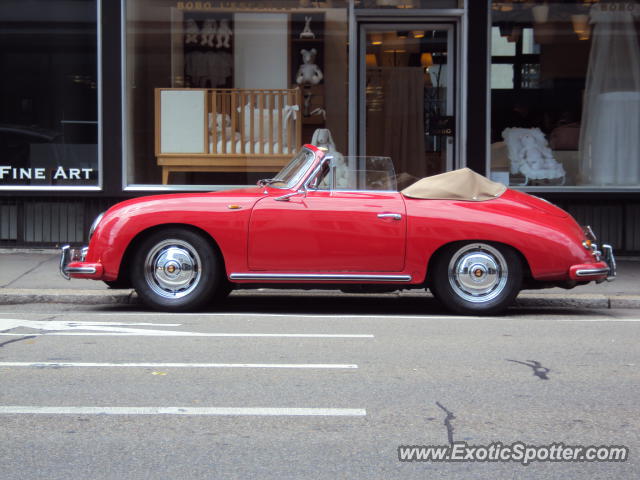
[
  {"left": 267, "top": 148, "right": 316, "bottom": 189},
  {"left": 310, "top": 156, "right": 397, "bottom": 191}
]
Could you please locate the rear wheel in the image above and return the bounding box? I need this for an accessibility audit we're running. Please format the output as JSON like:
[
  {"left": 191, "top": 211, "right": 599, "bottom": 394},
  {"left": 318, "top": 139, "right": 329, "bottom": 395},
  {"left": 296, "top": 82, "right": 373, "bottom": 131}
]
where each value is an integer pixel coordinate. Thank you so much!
[
  {"left": 430, "top": 242, "right": 522, "bottom": 315},
  {"left": 131, "top": 228, "right": 222, "bottom": 311}
]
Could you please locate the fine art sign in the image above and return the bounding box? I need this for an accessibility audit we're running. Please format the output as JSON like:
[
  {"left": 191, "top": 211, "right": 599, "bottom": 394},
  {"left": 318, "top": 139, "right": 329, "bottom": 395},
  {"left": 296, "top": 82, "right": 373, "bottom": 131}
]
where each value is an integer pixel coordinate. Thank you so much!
[
  {"left": 0, "top": 142, "right": 98, "bottom": 188},
  {"left": 0, "top": 166, "right": 94, "bottom": 182}
]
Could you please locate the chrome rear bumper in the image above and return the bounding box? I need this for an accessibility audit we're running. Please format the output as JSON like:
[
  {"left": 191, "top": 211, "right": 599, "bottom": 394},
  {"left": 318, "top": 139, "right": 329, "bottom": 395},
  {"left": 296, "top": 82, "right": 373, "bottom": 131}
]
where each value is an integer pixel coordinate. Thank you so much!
[
  {"left": 570, "top": 243, "right": 616, "bottom": 283},
  {"left": 575, "top": 266, "right": 610, "bottom": 277}
]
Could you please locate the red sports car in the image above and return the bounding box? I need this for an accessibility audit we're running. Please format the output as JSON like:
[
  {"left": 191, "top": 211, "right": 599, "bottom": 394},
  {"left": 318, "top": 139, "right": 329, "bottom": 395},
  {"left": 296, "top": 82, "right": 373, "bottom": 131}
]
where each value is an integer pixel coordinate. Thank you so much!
[{"left": 60, "top": 145, "right": 615, "bottom": 315}]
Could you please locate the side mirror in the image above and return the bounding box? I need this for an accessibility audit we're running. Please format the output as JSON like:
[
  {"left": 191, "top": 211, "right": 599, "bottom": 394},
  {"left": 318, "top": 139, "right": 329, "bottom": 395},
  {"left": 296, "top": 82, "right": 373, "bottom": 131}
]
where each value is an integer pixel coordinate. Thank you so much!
[
  {"left": 274, "top": 185, "right": 307, "bottom": 202},
  {"left": 274, "top": 191, "right": 300, "bottom": 202}
]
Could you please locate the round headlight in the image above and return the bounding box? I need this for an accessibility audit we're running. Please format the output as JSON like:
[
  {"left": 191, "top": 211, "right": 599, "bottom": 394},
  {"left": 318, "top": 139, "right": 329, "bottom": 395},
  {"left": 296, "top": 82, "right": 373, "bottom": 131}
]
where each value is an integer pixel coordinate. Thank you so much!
[{"left": 89, "top": 212, "right": 104, "bottom": 240}]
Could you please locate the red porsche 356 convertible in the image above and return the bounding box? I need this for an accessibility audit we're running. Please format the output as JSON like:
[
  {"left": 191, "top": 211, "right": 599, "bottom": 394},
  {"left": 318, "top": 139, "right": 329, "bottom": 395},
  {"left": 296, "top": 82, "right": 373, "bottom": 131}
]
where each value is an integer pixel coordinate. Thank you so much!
[{"left": 61, "top": 145, "right": 615, "bottom": 315}]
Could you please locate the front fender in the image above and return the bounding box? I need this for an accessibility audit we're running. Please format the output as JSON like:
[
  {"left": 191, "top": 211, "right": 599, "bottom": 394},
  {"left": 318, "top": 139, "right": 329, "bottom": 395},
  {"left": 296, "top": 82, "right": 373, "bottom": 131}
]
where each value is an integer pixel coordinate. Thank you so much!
[{"left": 86, "top": 192, "right": 261, "bottom": 280}]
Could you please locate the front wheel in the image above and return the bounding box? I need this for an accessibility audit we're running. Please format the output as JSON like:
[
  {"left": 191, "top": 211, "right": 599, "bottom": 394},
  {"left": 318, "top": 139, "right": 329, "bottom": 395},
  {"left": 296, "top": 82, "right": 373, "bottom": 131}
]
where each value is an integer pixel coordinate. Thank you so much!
[
  {"left": 131, "top": 228, "right": 222, "bottom": 312},
  {"left": 429, "top": 242, "right": 522, "bottom": 315}
]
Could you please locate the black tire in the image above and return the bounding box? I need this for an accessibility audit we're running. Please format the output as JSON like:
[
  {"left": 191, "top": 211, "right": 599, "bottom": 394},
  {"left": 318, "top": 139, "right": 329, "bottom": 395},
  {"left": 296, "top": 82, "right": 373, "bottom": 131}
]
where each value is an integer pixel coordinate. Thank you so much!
[
  {"left": 131, "top": 228, "right": 222, "bottom": 312},
  {"left": 429, "top": 242, "right": 522, "bottom": 315},
  {"left": 211, "top": 279, "right": 233, "bottom": 302},
  {"left": 103, "top": 279, "right": 131, "bottom": 289}
]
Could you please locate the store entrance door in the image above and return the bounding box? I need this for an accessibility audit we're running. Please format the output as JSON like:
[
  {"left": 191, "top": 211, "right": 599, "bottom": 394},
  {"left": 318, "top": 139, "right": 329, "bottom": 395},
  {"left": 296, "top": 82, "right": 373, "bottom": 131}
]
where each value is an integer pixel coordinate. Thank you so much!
[{"left": 358, "top": 23, "right": 456, "bottom": 188}]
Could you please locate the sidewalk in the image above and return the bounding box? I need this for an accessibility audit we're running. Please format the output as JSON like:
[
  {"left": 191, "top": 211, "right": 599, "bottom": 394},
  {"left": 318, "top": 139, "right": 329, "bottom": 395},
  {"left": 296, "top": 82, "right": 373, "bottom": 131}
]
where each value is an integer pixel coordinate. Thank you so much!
[{"left": 0, "top": 249, "right": 638, "bottom": 309}]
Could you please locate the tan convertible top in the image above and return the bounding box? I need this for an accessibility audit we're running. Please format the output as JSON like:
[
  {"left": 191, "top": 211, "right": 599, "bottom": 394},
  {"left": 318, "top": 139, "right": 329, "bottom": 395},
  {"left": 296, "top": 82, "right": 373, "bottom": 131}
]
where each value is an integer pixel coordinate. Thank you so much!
[{"left": 401, "top": 168, "right": 507, "bottom": 201}]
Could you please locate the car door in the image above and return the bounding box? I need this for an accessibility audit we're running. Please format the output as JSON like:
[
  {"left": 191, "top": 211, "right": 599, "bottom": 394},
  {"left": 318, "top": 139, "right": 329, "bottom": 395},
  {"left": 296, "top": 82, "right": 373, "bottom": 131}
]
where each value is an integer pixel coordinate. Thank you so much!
[{"left": 247, "top": 189, "right": 407, "bottom": 272}]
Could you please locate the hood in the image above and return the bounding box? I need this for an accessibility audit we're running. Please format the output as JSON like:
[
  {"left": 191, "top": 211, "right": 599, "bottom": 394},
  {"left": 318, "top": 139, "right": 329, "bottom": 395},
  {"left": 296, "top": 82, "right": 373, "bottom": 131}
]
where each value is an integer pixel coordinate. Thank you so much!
[{"left": 104, "top": 187, "right": 266, "bottom": 217}]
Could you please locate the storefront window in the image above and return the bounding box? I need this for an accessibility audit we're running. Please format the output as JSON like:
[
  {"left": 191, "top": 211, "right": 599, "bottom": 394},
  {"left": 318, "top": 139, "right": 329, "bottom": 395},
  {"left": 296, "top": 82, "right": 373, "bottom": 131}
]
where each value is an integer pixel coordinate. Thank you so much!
[
  {"left": 0, "top": 0, "right": 99, "bottom": 189},
  {"left": 355, "top": 0, "right": 461, "bottom": 8},
  {"left": 125, "top": 0, "right": 348, "bottom": 187},
  {"left": 490, "top": 0, "right": 640, "bottom": 188},
  {"left": 364, "top": 26, "right": 454, "bottom": 181}
]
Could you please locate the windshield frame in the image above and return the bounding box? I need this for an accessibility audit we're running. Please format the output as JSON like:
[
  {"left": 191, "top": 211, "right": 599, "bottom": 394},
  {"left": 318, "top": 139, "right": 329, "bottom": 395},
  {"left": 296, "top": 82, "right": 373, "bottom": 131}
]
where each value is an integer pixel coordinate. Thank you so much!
[
  {"left": 304, "top": 155, "right": 398, "bottom": 193},
  {"left": 267, "top": 146, "right": 321, "bottom": 190}
]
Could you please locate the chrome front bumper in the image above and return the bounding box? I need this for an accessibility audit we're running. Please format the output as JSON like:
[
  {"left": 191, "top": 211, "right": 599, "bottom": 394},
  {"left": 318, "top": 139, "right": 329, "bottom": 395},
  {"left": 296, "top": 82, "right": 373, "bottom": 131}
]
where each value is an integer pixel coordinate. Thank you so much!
[
  {"left": 602, "top": 244, "right": 616, "bottom": 281},
  {"left": 60, "top": 245, "right": 94, "bottom": 280}
]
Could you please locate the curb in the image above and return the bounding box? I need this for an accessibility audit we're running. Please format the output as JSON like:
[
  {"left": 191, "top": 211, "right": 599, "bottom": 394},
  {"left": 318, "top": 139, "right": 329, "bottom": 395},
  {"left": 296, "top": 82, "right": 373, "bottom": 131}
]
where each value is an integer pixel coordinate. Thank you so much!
[
  {"left": 515, "top": 293, "right": 610, "bottom": 309},
  {"left": 516, "top": 293, "right": 640, "bottom": 309},
  {"left": 0, "top": 289, "right": 639, "bottom": 309},
  {"left": 609, "top": 295, "right": 640, "bottom": 309}
]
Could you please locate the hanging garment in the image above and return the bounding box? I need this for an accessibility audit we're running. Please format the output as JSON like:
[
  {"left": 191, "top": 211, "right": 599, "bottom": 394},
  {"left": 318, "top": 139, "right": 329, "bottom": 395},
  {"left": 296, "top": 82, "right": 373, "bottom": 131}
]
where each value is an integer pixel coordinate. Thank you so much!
[
  {"left": 185, "top": 51, "right": 232, "bottom": 88},
  {"left": 578, "top": 3, "right": 640, "bottom": 186},
  {"left": 380, "top": 67, "right": 427, "bottom": 179}
]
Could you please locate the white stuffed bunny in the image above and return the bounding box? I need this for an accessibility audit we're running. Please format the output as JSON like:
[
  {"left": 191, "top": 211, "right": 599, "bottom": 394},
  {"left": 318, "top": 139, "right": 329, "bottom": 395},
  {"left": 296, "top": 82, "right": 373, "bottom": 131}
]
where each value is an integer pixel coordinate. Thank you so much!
[
  {"left": 300, "top": 16, "right": 316, "bottom": 39},
  {"left": 312, "top": 128, "right": 348, "bottom": 189},
  {"left": 185, "top": 19, "right": 200, "bottom": 44},
  {"left": 296, "top": 49, "right": 323, "bottom": 86},
  {"left": 216, "top": 18, "right": 232, "bottom": 48}
]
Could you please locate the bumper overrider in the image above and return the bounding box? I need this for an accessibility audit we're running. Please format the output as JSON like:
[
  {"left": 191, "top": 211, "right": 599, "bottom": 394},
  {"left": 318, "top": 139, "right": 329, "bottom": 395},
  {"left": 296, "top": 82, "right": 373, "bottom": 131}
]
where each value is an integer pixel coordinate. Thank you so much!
[
  {"left": 568, "top": 243, "right": 616, "bottom": 283},
  {"left": 59, "top": 245, "right": 104, "bottom": 280}
]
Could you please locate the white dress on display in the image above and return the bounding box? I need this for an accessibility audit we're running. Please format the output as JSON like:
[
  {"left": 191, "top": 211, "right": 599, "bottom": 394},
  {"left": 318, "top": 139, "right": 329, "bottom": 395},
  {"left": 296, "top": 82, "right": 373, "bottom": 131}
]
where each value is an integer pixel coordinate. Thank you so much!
[
  {"left": 579, "top": 3, "right": 640, "bottom": 186},
  {"left": 502, "top": 127, "right": 565, "bottom": 184}
]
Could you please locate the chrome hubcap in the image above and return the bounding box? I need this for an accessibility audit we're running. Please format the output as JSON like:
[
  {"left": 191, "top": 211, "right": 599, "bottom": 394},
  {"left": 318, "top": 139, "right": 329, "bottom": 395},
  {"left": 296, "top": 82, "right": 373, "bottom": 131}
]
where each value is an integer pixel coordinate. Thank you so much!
[
  {"left": 144, "top": 239, "right": 201, "bottom": 299},
  {"left": 448, "top": 244, "right": 508, "bottom": 303}
]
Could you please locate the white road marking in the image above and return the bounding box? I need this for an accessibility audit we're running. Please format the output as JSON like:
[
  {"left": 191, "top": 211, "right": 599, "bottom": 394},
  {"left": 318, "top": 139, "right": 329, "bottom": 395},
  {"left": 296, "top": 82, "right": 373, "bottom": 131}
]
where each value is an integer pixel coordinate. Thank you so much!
[
  {"left": 0, "top": 362, "right": 357, "bottom": 369},
  {"left": 0, "top": 319, "right": 184, "bottom": 334},
  {"left": 100, "top": 312, "right": 485, "bottom": 320},
  {"left": 0, "top": 318, "right": 373, "bottom": 338},
  {"left": 2, "top": 313, "right": 635, "bottom": 325},
  {"left": 0, "top": 312, "right": 488, "bottom": 320},
  {"left": 0, "top": 406, "right": 366, "bottom": 417},
  {"left": 3, "top": 312, "right": 630, "bottom": 321},
  {"left": 0, "top": 332, "right": 372, "bottom": 338},
  {"left": 559, "top": 319, "right": 640, "bottom": 323}
]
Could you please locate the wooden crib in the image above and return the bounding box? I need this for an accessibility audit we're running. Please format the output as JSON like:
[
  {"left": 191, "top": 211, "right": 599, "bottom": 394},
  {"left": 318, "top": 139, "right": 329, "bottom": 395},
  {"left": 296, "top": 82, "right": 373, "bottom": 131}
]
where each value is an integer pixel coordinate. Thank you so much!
[{"left": 155, "top": 88, "right": 302, "bottom": 184}]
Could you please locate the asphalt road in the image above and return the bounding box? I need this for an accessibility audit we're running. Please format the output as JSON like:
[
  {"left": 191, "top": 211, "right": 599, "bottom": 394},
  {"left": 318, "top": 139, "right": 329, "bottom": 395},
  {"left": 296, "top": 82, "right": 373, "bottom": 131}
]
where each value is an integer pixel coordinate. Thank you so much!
[{"left": 1, "top": 296, "right": 639, "bottom": 480}]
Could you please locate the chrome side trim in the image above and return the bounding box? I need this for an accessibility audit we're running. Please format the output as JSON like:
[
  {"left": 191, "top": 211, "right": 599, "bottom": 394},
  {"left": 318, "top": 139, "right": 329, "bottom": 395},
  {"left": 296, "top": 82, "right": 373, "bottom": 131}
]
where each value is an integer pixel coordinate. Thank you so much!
[
  {"left": 575, "top": 267, "right": 610, "bottom": 277},
  {"left": 229, "top": 273, "right": 412, "bottom": 282}
]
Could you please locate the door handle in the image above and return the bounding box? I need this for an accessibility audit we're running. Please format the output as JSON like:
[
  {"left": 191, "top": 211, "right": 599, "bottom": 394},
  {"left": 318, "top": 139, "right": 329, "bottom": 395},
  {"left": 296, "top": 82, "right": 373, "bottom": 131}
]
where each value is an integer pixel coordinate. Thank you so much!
[{"left": 377, "top": 213, "right": 402, "bottom": 220}]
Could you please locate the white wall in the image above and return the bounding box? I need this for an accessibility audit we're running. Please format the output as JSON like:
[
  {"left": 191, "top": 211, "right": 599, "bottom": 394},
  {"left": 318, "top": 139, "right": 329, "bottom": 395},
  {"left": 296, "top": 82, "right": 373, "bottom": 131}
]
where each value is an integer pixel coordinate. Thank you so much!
[{"left": 234, "top": 13, "right": 288, "bottom": 89}]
